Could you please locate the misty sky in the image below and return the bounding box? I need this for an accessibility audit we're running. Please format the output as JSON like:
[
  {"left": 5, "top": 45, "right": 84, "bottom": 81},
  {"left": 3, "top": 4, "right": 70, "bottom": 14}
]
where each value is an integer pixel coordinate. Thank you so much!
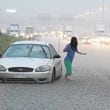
[
  {"left": 1, "top": 0, "right": 110, "bottom": 33},
  {"left": 1, "top": 0, "right": 110, "bottom": 17}
]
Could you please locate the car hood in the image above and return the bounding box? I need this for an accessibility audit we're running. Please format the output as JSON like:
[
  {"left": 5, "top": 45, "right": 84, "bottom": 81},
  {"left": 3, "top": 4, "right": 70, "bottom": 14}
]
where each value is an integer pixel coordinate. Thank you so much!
[{"left": 0, "top": 58, "right": 52, "bottom": 68}]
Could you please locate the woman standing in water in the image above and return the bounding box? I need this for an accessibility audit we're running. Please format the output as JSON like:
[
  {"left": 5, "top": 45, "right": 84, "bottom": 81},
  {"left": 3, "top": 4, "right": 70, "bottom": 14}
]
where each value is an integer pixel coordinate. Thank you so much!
[{"left": 63, "top": 36, "right": 86, "bottom": 80}]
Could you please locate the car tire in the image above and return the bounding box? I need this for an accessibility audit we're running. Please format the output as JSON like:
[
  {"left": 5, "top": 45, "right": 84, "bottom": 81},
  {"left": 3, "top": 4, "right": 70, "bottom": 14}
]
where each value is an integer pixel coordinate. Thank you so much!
[
  {"left": 60, "top": 66, "right": 62, "bottom": 77},
  {"left": 51, "top": 69, "right": 56, "bottom": 83},
  {"left": 57, "top": 67, "right": 62, "bottom": 80}
]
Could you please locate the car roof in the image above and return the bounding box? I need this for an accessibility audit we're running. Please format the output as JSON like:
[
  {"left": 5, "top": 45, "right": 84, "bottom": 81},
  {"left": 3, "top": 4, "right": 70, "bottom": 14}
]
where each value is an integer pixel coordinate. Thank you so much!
[{"left": 11, "top": 40, "right": 50, "bottom": 46}]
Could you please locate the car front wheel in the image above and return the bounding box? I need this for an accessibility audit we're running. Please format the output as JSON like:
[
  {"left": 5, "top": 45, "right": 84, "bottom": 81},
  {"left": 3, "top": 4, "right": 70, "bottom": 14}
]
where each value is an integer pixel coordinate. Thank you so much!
[{"left": 51, "top": 69, "right": 56, "bottom": 83}]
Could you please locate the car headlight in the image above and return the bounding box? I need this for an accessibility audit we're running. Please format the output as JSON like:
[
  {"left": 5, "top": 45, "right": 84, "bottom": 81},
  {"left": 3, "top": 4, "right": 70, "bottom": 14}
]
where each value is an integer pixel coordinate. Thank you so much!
[
  {"left": 35, "top": 65, "right": 50, "bottom": 72},
  {"left": 0, "top": 65, "right": 6, "bottom": 71}
]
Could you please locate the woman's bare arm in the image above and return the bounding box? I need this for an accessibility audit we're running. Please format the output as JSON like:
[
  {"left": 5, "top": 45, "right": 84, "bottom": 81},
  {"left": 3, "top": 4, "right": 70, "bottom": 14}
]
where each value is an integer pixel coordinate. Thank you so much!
[{"left": 76, "top": 48, "right": 87, "bottom": 55}]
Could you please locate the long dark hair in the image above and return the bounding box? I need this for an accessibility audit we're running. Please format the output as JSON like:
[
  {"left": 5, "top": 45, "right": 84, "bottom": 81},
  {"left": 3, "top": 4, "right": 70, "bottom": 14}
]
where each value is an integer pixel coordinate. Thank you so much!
[{"left": 70, "top": 37, "right": 78, "bottom": 51}]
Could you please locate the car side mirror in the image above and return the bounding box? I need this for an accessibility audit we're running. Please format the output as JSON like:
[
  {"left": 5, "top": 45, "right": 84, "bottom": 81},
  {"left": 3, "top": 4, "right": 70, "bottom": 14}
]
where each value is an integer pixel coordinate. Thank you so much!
[{"left": 53, "top": 54, "right": 61, "bottom": 59}]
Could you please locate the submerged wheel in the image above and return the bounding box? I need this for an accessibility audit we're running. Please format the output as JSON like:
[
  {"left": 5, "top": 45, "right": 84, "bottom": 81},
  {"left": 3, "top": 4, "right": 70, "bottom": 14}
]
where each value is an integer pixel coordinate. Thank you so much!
[
  {"left": 60, "top": 66, "right": 62, "bottom": 78},
  {"left": 51, "top": 69, "right": 56, "bottom": 83}
]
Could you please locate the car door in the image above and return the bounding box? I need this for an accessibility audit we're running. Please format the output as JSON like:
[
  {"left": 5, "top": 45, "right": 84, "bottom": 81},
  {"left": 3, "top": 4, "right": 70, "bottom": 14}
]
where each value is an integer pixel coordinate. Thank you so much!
[{"left": 49, "top": 44, "right": 62, "bottom": 78}]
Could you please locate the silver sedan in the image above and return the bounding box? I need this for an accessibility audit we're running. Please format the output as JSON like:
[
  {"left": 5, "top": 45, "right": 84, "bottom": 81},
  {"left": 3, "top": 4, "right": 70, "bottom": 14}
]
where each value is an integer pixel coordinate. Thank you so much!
[{"left": 0, "top": 41, "right": 62, "bottom": 83}]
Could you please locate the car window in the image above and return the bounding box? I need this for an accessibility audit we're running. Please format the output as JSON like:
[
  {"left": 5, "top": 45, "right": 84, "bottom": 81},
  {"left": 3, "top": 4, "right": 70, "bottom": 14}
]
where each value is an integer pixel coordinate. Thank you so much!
[
  {"left": 42, "top": 46, "right": 51, "bottom": 58},
  {"left": 3, "top": 45, "right": 30, "bottom": 57},
  {"left": 30, "top": 45, "right": 49, "bottom": 58},
  {"left": 49, "top": 44, "right": 58, "bottom": 57},
  {"left": 3, "top": 44, "right": 50, "bottom": 58}
]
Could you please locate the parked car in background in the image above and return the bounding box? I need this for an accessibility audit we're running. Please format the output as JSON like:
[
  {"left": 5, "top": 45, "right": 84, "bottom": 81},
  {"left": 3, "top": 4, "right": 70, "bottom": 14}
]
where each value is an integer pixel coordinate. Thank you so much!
[
  {"left": 0, "top": 41, "right": 62, "bottom": 83},
  {"left": 80, "top": 33, "right": 94, "bottom": 44},
  {"left": 80, "top": 37, "right": 93, "bottom": 44}
]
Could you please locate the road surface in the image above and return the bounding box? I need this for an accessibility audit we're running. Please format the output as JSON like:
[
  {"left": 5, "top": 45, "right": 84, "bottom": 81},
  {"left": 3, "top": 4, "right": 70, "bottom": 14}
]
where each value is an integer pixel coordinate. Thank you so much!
[{"left": 0, "top": 36, "right": 110, "bottom": 110}]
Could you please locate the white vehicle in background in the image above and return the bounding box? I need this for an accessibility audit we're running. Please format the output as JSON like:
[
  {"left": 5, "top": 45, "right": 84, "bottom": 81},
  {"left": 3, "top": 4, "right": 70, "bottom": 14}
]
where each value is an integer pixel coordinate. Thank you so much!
[
  {"left": 81, "top": 37, "right": 92, "bottom": 44},
  {"left": 92, "top": 34, "right": 110, "bottom": 45},
  {"left": 80, "top": 32, "right": 110, "bottom": 45},
  {"left": 32, "top": 34, "right": 42, "bottom": 41},
  {"left": 7, "top": 24, "right": 20, "bottom": 37},
  {"left": 80, "top": 33, "right": 94, "bottom": 44}
]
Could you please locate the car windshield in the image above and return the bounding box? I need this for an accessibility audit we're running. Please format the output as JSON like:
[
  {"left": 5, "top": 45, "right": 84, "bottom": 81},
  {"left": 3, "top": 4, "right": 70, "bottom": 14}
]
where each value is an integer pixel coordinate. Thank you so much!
[{"left": 3, "top": 44, "right": 51, "bottom": 58}]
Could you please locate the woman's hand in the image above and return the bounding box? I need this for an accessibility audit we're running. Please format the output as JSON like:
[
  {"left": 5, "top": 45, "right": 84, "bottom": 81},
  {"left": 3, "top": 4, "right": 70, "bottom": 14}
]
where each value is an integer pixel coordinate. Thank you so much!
[
  {"left": 77, "top": 51, "right": 87, "bottom": 55},
  {"left": 81, "top": 53, "right": 87, "bottom": 55}
]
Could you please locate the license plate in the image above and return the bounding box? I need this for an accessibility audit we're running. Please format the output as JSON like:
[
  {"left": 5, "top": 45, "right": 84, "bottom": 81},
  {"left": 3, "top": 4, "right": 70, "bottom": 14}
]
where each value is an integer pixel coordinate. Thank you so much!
[{"left": 14, "top": 75, "right": 26, "bottom": 78}]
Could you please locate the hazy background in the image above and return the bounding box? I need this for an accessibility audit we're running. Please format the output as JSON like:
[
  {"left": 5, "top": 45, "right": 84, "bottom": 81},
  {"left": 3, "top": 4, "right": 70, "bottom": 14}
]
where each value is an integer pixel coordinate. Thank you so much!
[{"left": 0, "top": 0, "right": 110, "bottom": 35}]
